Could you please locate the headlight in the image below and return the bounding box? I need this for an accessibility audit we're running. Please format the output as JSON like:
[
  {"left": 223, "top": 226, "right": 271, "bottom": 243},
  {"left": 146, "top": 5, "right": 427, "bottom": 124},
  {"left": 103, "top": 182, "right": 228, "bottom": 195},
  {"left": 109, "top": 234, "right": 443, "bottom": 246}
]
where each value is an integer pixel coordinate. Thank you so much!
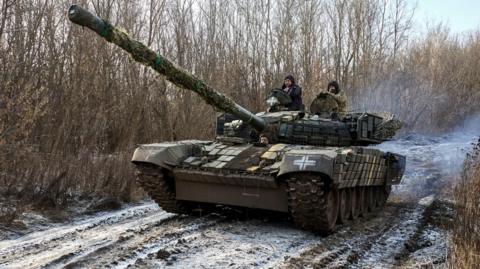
[{"left": 266, "top": 96, "right": 279, "bottom": 107}]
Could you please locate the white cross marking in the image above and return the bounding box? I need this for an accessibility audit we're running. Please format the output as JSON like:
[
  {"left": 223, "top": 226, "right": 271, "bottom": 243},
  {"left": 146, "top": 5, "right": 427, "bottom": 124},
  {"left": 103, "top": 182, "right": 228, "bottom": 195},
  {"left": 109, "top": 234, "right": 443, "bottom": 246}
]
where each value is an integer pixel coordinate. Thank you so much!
[{"left": 293, "top": 156, "right": 316, "bottom": 170}]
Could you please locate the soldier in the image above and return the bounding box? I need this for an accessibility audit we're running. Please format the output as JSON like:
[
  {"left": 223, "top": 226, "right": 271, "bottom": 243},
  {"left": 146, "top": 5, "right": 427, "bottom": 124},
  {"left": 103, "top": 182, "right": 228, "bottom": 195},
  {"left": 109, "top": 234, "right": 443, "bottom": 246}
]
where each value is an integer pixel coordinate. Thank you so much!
[
  {"left": 281, "top": 75, "right": 303, "bottom": 111},
  {"left": 318, "top": 80, "right": 347, "bottom": 117},
  {"left": 259, "top": 134, "right": 269, "bottom": 145}
]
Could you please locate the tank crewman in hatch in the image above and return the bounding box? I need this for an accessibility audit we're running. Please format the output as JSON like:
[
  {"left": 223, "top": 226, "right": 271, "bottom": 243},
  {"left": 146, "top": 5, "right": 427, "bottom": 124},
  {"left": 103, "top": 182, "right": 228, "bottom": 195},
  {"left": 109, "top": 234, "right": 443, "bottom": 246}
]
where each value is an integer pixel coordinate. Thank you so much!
[
  {"left": 281, "top": 75, "right": 303, "bottom": 111},
  {"left": 318, "top": 80, "right": 348, "bottom": 117}
]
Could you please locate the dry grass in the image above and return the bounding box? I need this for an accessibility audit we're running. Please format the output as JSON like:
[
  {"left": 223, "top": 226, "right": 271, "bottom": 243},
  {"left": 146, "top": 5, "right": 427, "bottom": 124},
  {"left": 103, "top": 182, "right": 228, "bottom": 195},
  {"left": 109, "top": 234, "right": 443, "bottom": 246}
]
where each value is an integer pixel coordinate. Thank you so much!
[
  {"left": 449, "top": 139, "right": 480, "bottom": 268},
  {"left": 1, "top": 148, "right": 143, "bottom": 208}
]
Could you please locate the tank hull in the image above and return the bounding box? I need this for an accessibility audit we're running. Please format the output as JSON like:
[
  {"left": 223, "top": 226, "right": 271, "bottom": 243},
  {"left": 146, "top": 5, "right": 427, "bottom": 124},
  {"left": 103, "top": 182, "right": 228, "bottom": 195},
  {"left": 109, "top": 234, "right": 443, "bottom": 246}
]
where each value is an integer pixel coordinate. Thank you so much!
[{"left": 132, "top": 140, "right": 405, "bottom": 233}]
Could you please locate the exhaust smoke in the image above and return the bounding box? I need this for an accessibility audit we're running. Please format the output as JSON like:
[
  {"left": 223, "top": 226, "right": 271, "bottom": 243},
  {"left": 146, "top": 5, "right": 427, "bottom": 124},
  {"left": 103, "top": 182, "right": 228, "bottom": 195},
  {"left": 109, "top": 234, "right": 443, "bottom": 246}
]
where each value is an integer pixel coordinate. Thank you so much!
[{"left": 373, "top": 114, "right": 480, "bottom": 200}]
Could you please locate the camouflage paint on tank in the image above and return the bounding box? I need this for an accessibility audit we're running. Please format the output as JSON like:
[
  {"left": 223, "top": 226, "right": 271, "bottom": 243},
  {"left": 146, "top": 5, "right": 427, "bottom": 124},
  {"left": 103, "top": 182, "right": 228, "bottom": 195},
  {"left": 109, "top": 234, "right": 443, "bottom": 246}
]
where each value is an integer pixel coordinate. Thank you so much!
[{"left": 133, "top": 139, "right": 402, "bottom": 188}]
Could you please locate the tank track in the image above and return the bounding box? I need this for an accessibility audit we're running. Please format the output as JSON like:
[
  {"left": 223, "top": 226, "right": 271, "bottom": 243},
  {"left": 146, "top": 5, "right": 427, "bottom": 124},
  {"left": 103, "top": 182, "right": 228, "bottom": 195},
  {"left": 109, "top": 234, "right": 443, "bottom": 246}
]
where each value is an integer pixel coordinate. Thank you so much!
[
  {"left": 286, "top": 174, "right": 391, "bottom": 233},
  {"left": 134, "top": 163, "right": 185, "bottom": 214},
  {"left": 287, "top": 174, "right": 337, "bottom": 233}
]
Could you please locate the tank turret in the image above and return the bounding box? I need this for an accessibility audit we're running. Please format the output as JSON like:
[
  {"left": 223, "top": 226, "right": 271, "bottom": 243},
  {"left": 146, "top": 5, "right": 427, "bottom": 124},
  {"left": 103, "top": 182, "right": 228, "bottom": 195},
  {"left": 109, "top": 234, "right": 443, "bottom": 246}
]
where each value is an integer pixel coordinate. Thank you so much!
[{"left": 68, "top": 5, "right": 401, "bottom": 146}]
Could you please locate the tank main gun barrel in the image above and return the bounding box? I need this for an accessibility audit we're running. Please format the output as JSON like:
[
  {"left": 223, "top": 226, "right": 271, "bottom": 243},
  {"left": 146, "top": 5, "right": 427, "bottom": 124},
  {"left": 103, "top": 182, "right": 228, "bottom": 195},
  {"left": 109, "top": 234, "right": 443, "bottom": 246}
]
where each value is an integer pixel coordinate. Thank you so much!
[{"left": 67, "top": 5, "right": 267, "bottom": 132}]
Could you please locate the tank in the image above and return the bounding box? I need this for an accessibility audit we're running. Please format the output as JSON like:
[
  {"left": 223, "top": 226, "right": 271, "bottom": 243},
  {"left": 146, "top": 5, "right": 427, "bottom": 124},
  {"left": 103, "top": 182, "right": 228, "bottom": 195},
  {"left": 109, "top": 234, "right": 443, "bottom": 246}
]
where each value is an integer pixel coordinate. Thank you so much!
[{"left": 68, "top": 5, "right": 406, "bottom": 233}]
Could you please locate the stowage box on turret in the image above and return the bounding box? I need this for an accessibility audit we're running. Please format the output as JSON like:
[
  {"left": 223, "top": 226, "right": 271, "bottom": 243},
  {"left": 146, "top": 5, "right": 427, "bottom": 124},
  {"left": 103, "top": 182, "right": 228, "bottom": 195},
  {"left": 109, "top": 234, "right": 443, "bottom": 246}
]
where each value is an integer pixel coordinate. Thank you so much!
[{"left": 69, "top": 5, "right": 406, "bottom": 233}]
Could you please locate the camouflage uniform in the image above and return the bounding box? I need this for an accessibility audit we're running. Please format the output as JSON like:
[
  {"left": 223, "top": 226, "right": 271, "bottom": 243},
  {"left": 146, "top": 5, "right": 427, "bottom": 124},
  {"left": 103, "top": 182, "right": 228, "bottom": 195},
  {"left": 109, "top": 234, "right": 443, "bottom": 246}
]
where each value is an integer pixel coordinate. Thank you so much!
[{"left": 326, "top": 90, "right": 347, "bottom": 117}]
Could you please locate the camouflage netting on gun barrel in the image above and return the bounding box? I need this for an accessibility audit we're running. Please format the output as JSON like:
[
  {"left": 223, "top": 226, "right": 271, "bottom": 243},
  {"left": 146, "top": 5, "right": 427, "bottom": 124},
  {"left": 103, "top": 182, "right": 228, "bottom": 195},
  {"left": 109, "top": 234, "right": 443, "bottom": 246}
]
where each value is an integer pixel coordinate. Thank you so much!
[
  {"left": 68, "top": 5, "right": 266, "bottom": 131},
  {"left": 98, "top": 21, "right": 239, "bottom": 115}
]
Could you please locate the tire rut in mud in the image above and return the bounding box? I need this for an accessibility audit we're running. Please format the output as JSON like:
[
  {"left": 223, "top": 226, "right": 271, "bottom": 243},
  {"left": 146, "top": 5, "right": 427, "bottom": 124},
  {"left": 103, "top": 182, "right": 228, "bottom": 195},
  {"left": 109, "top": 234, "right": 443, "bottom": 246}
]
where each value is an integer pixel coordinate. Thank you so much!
[
  {"left": 0, "top": 204, "right": 161, "bottom": 263},
  {"left": 61, "top": 215, "right": 224, "bottom": 268},
  {"left": 0, "top": 205, "right": 183, "bottom": 269},
  {"left": 126, "top": 219, "right": 319, "bottom": 269},
  {"left": 280, "top": 202, "right": 409, "bottom": 269},
  {"left": 392, "top": 199, "right": 454, "bottom": 267},
  {"left": 0, "top": 199, "right": 453, "bottom": 269},
  {"left": 43, "top": 215, "right": 184, "bottom": 268},
  {"left": 280, "top": 196, "right": 453, "bottom": 269}
]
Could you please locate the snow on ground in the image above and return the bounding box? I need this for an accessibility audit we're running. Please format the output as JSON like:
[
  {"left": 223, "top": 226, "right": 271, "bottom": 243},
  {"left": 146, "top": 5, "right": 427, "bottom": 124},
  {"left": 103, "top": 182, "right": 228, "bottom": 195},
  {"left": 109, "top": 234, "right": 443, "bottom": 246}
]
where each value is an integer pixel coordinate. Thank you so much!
[{"left": 0, "top": 128, "right": 477, "bottom": 268}]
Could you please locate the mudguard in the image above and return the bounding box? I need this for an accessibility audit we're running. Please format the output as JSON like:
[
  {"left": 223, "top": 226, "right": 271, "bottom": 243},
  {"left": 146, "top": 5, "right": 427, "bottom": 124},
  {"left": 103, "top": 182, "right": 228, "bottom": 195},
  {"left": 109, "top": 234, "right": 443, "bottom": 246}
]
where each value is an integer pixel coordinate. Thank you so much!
[
  {"left": 277, "top": 149, "right": 336, "bottom": 178},
  {"left": 131, "top": 140, "right": 210, "bottom": 169},
  {"left": 386, "top": 152, "right": 406, "bottom": 184}
]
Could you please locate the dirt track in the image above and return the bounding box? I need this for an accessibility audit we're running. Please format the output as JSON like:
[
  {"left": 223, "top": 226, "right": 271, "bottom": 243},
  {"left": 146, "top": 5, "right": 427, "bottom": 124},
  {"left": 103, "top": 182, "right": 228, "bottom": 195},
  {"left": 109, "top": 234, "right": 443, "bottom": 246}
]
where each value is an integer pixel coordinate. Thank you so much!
[{"left": 0, "top": 132, "right": 473, "bottom": 269}]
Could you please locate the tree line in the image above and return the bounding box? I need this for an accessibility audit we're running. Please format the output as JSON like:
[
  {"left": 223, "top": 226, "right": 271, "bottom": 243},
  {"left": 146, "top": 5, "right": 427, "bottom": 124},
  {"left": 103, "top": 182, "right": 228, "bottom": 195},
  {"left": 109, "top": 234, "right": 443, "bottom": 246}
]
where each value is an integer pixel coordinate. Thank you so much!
[{"left": 1, "top": 0, "right": 479, "bottom": 203}]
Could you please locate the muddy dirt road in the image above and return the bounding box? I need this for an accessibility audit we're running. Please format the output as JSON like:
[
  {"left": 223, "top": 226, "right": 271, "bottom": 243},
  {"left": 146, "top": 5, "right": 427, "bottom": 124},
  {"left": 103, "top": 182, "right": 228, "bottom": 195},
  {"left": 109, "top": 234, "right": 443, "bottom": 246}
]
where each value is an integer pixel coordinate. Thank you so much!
[{"left": 0, "top": 131, "right": 474, "bottom": 269}]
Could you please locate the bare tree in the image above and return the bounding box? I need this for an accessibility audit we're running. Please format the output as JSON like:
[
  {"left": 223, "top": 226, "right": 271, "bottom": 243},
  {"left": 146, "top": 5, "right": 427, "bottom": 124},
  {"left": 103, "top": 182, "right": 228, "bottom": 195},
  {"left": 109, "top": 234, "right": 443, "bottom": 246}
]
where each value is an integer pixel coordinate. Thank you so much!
[{"left": 1, "top": 0, "right": 479, "bottom": 203}]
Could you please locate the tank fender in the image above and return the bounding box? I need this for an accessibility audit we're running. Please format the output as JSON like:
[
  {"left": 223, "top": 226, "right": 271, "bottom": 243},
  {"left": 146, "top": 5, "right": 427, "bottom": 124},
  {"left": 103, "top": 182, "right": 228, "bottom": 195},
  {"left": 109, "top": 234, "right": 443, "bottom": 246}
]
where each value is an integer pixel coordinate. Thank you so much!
[
  {"left": 277, "top": 150, "right": 336, "bottom": 178},
  {"left": 131, "top": 140, "right": 210, "bottom": 170},
  {"left": 386, "top": 152, "right": 406, "bottom": 184}
]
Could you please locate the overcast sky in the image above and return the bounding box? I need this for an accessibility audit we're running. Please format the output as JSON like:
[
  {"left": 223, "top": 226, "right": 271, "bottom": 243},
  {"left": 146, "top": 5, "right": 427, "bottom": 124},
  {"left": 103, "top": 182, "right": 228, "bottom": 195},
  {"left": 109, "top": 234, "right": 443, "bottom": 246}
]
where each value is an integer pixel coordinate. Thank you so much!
[{"left": 409, "top": 0, "right": 480, "bottom": 34}]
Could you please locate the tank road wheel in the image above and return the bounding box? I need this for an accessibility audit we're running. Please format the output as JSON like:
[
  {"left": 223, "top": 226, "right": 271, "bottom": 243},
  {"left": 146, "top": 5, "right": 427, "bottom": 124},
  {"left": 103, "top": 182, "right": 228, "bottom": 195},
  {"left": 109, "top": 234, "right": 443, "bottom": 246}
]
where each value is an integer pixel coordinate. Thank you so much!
[
  {"left": 325, "top": 187, "right": 340, "bottom": 231},
  {"left": 349, "top": 188, "right": 359, "bottom": 220},
  {"left": 286, "top": 174, "right": 339, "bottom": 234},
  {"left": 355, "top": 187, "right": 365, "bottom": 217},
  {"left": 337, "top": 189, "right": 350, "bottom": 224},
  {"left": 135, "top": 164, "right": 184, "bottom": 214}
]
